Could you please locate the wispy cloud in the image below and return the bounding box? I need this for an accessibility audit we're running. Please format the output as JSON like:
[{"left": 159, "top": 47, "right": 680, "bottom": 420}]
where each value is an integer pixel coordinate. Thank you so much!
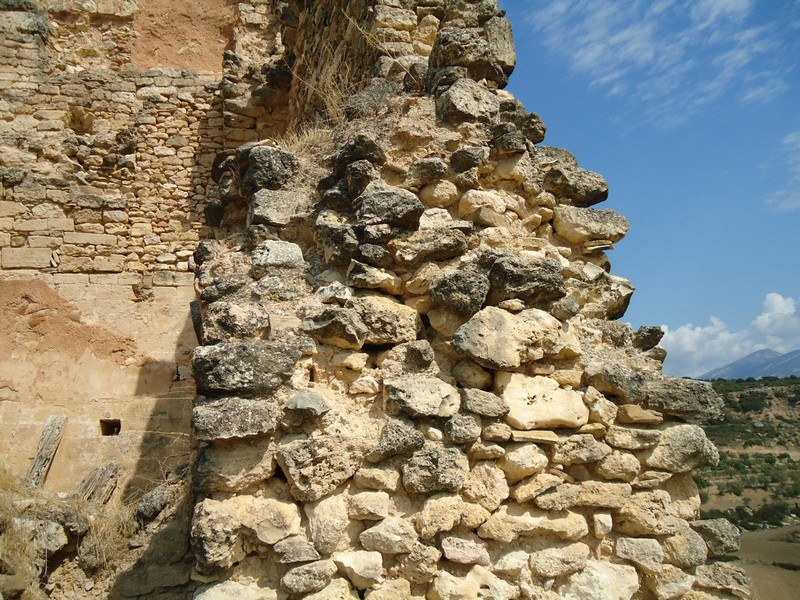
[
  {"left": 766, "top": 131, "right": 800, "bottom": 211},
  {"left": 522, "top": 0, "right": 794, "bottom": 127},
  {"left": 661, "top": 293, "right": 800, "bottom": 376}
]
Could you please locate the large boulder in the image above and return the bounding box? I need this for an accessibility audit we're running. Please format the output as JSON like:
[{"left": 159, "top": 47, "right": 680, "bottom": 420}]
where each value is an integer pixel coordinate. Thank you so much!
[
  {"left": 643, "top": 424, "right": 719, "bottom": 473},
  {"left": 356, "top": 188, "right": 425, "bottom": 229},
  {"left": 558, "top": 560, "right": 639, "bottom": 600},
  {"left": 642, "top": 377, "right": 723, "bottom": 421}
]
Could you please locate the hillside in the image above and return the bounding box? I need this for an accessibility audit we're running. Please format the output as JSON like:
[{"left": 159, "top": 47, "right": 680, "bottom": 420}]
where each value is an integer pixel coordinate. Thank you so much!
[
  {"left": 701, "top": 349, "right": 800, "bottom": 380},
  {"left": 696, "top": 377, "right": 800, "bottom": 525}
]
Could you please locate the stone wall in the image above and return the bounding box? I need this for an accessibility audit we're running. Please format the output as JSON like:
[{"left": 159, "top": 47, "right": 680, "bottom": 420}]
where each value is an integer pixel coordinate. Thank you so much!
[{"left": 186, "top": 2, "right": 752, "bottom": 599}]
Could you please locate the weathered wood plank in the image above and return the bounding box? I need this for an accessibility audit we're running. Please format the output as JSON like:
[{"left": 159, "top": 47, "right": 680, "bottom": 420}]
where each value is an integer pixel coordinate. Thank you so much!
[
  {"left": 73, "top": 463, "right": 121, "bottom": 504},
  {"left": 25, "top": 415, "right": 67, "bottom": 488}
]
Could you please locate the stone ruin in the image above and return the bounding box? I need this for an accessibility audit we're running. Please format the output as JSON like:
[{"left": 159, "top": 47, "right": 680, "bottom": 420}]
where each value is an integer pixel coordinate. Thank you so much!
[
  {"left": 0, "top": 0, "right": 752, "bottom": 598},
  {"left": 187, "top": 1, "right": 751, "bottom": 599}
]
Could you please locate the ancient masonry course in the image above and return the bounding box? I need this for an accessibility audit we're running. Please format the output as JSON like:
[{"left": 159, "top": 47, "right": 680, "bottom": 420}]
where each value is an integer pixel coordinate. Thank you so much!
[{"left": 1, "top": 1, "right": 752, "bottom": 599}]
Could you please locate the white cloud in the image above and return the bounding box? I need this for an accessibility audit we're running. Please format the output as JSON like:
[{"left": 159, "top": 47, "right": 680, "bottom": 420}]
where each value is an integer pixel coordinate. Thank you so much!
[
  {"left": 766, "top": 131, "right": 800, "bottom": 211},
  {"left": 661, "top": 293, "right": 800, "bottom": 376},
  {"left": 521, "top": 0, "right": 790, "bottom": 127}
]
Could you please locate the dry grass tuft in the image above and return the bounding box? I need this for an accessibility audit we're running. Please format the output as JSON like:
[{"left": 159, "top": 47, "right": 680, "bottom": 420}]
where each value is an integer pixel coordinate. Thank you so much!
[
  {"left": 77, "top": 499, "right": 139, "bottom": 574},
  {"left": 274, "top": 125, "right": 336, "bottom": 158}
]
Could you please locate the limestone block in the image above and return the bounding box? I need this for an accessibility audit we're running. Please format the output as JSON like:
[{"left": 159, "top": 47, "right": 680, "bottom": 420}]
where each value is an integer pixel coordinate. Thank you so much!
[
  {"left": 558, "top": 560, "right": 639, "bottom": 600},
  {"left": 495, "top": 373, "right": 588, "bottom": 430},
  {"left": 384, "top": 375, "right": 460, "bottom": 418},
  {"left": 1, "top": 247, "right": 52, "bottom": 268},
  {"left": 436, "top": 79, "right": 499, "bottom": 124}
]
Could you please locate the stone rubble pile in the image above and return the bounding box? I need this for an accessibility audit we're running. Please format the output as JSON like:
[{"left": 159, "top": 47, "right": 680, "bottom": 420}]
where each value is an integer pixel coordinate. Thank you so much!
[{"left": 187, "top": 1, "right": 750, "bottom": 599}]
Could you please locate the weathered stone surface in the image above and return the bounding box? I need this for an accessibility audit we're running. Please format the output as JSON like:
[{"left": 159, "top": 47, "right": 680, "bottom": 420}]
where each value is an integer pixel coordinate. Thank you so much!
[
  {"left": 203, "top": 302, "right": 271, "bottom": 344},
  {"left": 194, "top": 580, "right": 277, "bottom": 600},
  {"left": 461, "top": 461, "right": 509, "bottom": 511},
  {"left": 277, "top": 435, "right": 365, "bottom": 502},
  {"left": 662, "top": 527, "right": 708, "bottom": 568},
  {"left": 377, "top": 339, "right": 437, "bottom": 377},
  {"left": 305, "top": 578, "right": 359, "bottom": 600},
  {"left": 453, "top": 359, "right": 493, "bottom": 390},
  {"left": 498, "top": 443, "right": 549, "bottom": 482},
  {"left": 615, "top": 537, "right": 664, "bottom": 573},
  {"left": 460, "top": 388, "right": 508, "bottom": 417},
  {"left": 282, "top": 391, "right": 332, "bottom": 426},
  {"left": 306, "top": 495, "right": 350, "bottom": 555},
  {"left": 248, "top": 189, "right": 305, "bottom": 228},
  {"left": 333, "top": 551, "right": 383, "bottom": 589},
  {"left": 347, "top": 261, "right": 403, "bottom": 295},
  {"left": 694, "top": 563, "right": 751, "bottom": 598},
  {"left": 273, "top": 535, "right": 321, "bottom": 564},
  {"left": 429, "top": 565, "right": 518, "bottom": 600},
  {"left": 605, "top": 425, "right": 662, "bottom": 450},
  {"left": 477, "top": 504, "right": 588, "bottom": 542},
  {"left": 429, "top": 26, "right": 513, "bottom": 87},
  {"left": 398, "top": 542, "right": 442, "bottom": 583},
  {"left": 348, "top": 492, "right": 390, "bottom": 521},
  {"left": 444, "top": 413, "right": 482, "bottom": 443},
  {"left": 356, "top": 188, "right": 425, "bottom": 229},
  {"left": 193, "top": 396, "right": 281, "bottom": 441},
  {"left": 440, "top": 534, "right": 490, "bottom": 565},
  {"left": 528, "top": 540, "right": 591, "bottom": 578},
  {"left": 334, "top": 134, "right": 387, "bottom": 176},
  {"left": 553, "top": 206, "right": 629, "bottom": 246},
  {"left": 551, "top": 434, "right": 612, "bottom": 465},
  {"left": 615, "top": 404, "right": 662, "bottom": 425},
  {"left": 415, "top": 494, "right": 491, "bottom": 539},
  {"left": 359, "top": 517, "right": 417, "bottom": 554},
  {"left": 642, "top": 377, "right": 723, "bottom": 421},
  {"left": 539, "top": 149, "right": 609, "bottom": 207},
  {"left": 364, "top": 579, "right": 412, "bottom": 600},
  {"left": 487, "top": 256, "right": 566, "bottom": 306},
  {"left": 643, "top": 424, "right": 719, "bottom": 473},
  {"left": 402, "top": 445, "right": 469, "bottom": 494},
  {"left": 193, "top": 338, "right": 300, "bottom": 396},
  {"left": 429, "top": 267, "right": 490, "bottom": 315},
  {"left": 558, "top": 560, "right": 639, "bottom": 600},
  {"left": 511, "top": 472, "right": 563, "bottom": 503},
  {"left": 615, "top": 491, "right": 683, "bottom": 536},
  {"left": 390, "top": 228, "right": 468, "bottom": 268},
  {"left": 436, "top": 78, "right": 499, "bottom": 124},
  {"left": 302, "top": 306, "right": 369, "bottom": 349},
  {"left": 353, "top": 466, "right": 401, "bottom": 492},
  {"left": 192, "top": 496, "right": 302, "bottom": 568},
  {"left": 348, "top": 295, "right": 419, "bottom": 345},
  {"left": 496, "top": 373, "right": 589, "bottom": 430},
  {"left": 281, "top": 560, "right": 338, "bottom": 595},
  {"left": 241, "top": 146, "right": 300, "bottom": 193},
  {"left": 384, "top": 376, "right": 460, "bottom": 418},
  {"left": 690, "top": 519, "right": 741, "bottom": 556},
  {"left": 596, "top": 450, "right": 641, "bottom": 482},
  {"left": 453, "top": 307, "right": 563, "bottom": 370},
  {"left": 366, "top": 417, "right": 425, "bottom": 463},
  {"left": 252, "top": 240, "right": 304, "bottom": 276},
  {"left": 194, "top": 439, "right": 276, "bottom": 494},
  {"left": 643, "top": 564, "right": 695, "bottom": 600}
]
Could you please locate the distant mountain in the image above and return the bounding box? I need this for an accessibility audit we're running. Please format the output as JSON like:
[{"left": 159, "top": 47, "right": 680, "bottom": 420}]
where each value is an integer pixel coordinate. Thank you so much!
[{"left": 701, "top": 349, "right": 800, "bottom": 380}]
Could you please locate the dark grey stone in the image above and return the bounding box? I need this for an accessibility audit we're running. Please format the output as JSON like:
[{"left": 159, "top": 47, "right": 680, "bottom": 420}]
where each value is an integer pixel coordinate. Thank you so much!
[
  {"left": 402, "top": 446, "right": 469, "bottom": 494},
  {"left": 193, "top": 396, "right": 281, "bottom": 441},
  {"left": 461, "top": 388, "right": 509, "bottom": 417},
  {"left": 366, "top": 418, "right": 425, "bottom": 463},
  {"left": 301, "top": 306, "right": 369, "bottom": 349},
  {"left": 444, "top": 414, "right": 482, "bottom": 444},
  {"left": 136, "top": 485, "right": 171, "bottom": 521},
  {"left": 487, "top": 256, "right": 566, "bottom": 306},
  {"left": 429, "top": 267, "right": 490, "bottom": 315},
  {"left": 356, "top": 188, "right": 425, "bottom": 229},
  {"left": 192, "top": 337, "right": 301, "bottom": 397},
  {"left": 333, "top": 134, "right": 387, "bottom": 177},
  {"left": 241, "top": 146, "right": 300, "bottom": 193}
]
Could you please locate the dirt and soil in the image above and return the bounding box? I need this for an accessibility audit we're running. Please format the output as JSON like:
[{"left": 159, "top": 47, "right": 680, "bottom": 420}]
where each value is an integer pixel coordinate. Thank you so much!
[
  {"left": 131, "top": 0, "right": 237, "bottom": 72},
  {"left": 738, "top": 525, "right": 800, "bottom": 600}
]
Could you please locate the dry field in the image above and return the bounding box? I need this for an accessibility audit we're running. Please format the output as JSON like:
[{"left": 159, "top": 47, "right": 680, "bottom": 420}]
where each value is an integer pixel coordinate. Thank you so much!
[{"left": 737, "top": 525, "right": 800, "bottom": 600}]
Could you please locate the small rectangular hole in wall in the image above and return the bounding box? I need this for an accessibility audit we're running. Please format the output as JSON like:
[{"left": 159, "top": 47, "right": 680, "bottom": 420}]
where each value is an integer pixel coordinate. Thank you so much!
[{"left": 100, "top": 419, "right": 121, "bottom": 436}]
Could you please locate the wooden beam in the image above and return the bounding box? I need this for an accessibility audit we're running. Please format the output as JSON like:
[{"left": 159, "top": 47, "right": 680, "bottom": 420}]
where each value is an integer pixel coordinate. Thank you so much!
[{"left": 25, "top": 415, "right": 67, "bottom": 488}]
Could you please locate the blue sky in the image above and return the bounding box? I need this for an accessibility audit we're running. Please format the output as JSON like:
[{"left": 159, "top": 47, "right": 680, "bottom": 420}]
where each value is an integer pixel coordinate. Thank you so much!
[{"left": 501, "top": 0, "right": 800, "bottom": 377}]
